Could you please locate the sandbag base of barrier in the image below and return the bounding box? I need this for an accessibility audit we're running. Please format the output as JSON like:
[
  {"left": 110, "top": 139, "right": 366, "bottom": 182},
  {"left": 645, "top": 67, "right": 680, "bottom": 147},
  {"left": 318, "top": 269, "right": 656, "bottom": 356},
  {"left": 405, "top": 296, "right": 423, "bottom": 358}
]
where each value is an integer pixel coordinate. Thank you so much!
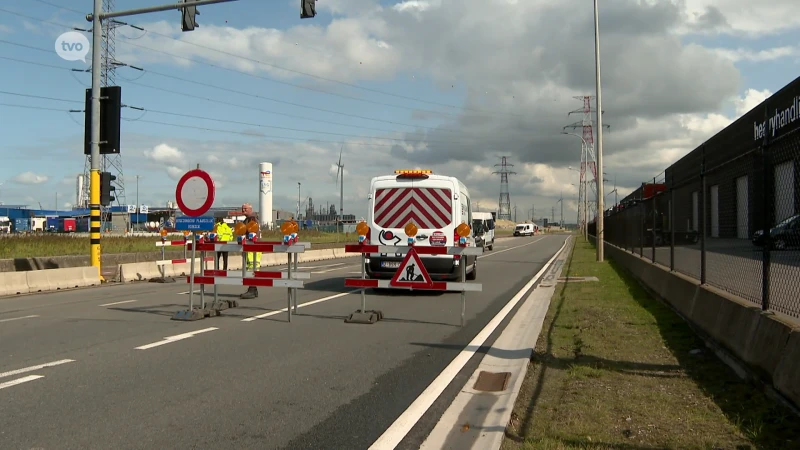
[
  {"left": 171, "top": 307, "right": 219, "bottom": 321},
  {"left": 217, "top": 299, "right": 239, "bottom": 309},
  {"left": 148, "top": 277, "right": 176, "bottom": 283},
  {"left": 344, "top": 309, "right": 384, "bottom": 324}
]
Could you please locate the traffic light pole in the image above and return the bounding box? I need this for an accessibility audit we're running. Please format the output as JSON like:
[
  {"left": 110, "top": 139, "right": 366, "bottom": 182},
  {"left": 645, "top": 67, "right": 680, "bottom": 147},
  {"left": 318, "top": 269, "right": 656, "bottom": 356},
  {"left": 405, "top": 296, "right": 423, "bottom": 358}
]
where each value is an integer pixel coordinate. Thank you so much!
[{"left": 85, "top": 0, "right": 239, "bottom": 279}]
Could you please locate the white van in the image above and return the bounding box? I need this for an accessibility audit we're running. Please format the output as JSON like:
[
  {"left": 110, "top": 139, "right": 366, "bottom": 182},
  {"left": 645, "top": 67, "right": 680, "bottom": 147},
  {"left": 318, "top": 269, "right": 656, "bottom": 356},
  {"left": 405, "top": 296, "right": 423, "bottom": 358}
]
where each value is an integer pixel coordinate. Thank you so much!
[
  {"left": 514, "top": 223, "right": 535, "bottom": 236},
  {"left": 472, "top": 212, "right": 495, "bottom": 251},
  {"left": 365, "top": 170, "right": 478, "bottom": 281}
]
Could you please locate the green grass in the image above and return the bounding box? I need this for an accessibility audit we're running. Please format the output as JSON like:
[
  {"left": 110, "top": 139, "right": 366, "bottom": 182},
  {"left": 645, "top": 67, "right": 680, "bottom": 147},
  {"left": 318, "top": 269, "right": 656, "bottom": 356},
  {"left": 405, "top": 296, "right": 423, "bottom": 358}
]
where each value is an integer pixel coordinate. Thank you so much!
[
  {"left": 502, "top": 239, "right": 800, "bottom": 450},
  {"left": 0, "top": 231, "right": 355, "bottom": 259}
]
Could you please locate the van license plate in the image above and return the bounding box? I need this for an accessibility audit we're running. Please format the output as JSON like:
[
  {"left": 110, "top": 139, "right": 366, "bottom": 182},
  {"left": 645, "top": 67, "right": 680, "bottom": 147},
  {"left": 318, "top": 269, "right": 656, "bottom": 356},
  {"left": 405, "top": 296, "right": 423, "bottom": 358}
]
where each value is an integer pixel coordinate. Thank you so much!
[{"left": 381, "top": 261, "right": 400, "bottom": 268}]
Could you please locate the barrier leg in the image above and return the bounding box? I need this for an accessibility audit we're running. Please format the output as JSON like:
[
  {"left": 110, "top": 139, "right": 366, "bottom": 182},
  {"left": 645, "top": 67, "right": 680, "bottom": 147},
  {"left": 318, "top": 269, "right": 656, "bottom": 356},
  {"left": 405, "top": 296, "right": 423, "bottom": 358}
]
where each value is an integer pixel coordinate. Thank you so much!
[
  {"left": 200, "top": 250, "right": 206, "bottom": 310},
  {"left": 213, "top": 252, "right": 219, "bottom": 308},
  {"left": 172, "top": 232, "right": 204, "bottom": 321},
  {"left": 461, "top": 257, "right": 467, "bottom": 327},
  {"left": 287, "top": 253, "right": 292, "bottom": 323},
  {"left": 149, "top": 242, "right": 175, "bottom": 283},
  {"left": 344, "top": 253, "right": 382, "bottom": 324},
  {"left": 293, "top": 252, "right": 298, "bottom": 313}
]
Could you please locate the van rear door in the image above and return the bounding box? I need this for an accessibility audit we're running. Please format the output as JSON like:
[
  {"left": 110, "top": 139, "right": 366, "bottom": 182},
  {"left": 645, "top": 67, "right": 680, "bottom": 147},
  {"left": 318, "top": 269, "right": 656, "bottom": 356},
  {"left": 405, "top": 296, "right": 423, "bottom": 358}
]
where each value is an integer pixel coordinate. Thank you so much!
[{"left": 372, "top": 181, "right": 455, "bottom": 250}]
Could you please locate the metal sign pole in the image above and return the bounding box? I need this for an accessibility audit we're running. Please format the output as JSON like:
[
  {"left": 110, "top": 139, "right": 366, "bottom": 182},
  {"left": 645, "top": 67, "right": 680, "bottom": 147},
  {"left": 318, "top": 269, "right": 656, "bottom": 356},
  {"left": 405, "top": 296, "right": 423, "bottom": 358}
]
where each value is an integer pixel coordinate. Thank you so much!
[
  {"left": 287, "top": 253, "right": 293, "bottom": 322},
  {"left": 188, "top": 232, "right": 197, "bottom": 311}
]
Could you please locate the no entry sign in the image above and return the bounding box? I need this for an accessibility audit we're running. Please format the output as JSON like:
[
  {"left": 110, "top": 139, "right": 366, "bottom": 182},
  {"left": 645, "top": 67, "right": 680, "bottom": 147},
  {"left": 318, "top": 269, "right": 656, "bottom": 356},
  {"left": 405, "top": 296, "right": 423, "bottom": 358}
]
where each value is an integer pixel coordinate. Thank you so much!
[{"left": 175, "top": 169, "right": 215, "bottom": 217}]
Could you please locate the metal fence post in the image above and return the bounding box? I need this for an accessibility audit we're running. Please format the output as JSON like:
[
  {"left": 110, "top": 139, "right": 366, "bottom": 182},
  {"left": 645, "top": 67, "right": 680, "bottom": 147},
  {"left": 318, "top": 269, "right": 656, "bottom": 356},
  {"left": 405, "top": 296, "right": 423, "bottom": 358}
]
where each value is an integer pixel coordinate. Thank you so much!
[
  {"left": 700, "top": 146, "right": 707, "bottom": 285},
  {"left": 669, "top": 181, "right": 675, "bottom": 272},
  {"left": 651, "top": 178, "right": 657, "bottom": 263},
  {"left": 761, "top": 107, "right": 772, "bottom": 312}
]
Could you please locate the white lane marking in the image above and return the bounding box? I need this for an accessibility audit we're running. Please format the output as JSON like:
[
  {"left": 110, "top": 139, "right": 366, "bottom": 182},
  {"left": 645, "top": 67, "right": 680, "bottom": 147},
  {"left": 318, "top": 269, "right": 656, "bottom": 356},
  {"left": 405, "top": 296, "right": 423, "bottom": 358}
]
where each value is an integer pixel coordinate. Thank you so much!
[
  {"left": 99, "top": 300, "right": 137, "bottom": 307},
  {"left": 368, "top": 236, "right": 570, "bottom": 450},
  {"left": 479, "top": 237, "right": 545, "bottom": 259},
  {"left": 311, "top": 265, "right": 358, "bottom": 274},
  {"left": 0, "top": 375, "right": 45, "bottom": 390},
  {"left": 135, "top": 327, "right": 219, "bottom": 350},
  {"left": 283, "top": 263, "right": 347, "bottom": 270},
  {"left": 0, "top": 315, "right": 39, "bottom": 323},
  {"left": 177, "top": 290, "right": 202, "bottom": 295},
  {"left": 241, "top": 290, "right": 360, "bottom": 322},
  {"left": 0, "top": 359, "right": 76, "bottom": 379}
]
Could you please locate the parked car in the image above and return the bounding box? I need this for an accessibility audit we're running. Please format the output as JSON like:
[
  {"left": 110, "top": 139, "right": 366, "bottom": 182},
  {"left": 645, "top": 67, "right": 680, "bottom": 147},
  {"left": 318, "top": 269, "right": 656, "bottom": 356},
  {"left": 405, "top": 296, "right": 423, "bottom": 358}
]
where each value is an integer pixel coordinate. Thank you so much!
[{"left": 752, "top": 214, "right": 800, "bottom": 250}]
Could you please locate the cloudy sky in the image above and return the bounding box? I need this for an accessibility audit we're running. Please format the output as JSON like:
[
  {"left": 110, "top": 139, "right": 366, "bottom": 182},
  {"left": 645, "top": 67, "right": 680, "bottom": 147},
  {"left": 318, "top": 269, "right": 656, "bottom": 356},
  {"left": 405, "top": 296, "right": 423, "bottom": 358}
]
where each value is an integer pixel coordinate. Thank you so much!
[{"left": 1, "top": 0, "right": 798, "bottom": 223}]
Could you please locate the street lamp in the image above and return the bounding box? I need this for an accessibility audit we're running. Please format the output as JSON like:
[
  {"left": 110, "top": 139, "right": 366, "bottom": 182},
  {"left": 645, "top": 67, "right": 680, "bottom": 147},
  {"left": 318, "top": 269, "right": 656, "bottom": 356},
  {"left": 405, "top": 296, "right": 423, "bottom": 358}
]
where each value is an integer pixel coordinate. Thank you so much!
[
  {"left": 593, "top": 0, "right": 606, "bottom": 262},
  {"left": 297, "top": 182, "right": 301, "bottom": 221}
]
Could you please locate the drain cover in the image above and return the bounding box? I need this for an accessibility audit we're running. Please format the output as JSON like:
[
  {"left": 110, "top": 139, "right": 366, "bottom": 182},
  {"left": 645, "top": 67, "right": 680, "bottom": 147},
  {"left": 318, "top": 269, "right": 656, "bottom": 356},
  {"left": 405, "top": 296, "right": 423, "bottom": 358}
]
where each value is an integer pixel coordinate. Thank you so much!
[{"left": 473, "top": 371, "right": 511, "bottom": 392}]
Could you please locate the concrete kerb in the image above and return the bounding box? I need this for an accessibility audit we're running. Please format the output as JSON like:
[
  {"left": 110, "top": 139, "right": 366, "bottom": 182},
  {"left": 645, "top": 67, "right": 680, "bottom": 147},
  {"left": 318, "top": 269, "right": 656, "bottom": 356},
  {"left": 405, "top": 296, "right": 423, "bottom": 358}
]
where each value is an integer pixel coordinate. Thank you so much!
[{"left": 601, "top": 240, "right": 800, "bottom": 411}]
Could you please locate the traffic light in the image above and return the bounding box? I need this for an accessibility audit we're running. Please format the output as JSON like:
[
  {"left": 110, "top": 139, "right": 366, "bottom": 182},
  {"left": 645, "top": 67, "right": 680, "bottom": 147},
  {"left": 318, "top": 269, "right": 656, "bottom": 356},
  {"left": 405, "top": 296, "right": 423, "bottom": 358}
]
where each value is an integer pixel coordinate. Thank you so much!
[
  {"left": 300, "top": 0, "right": 316, "bottom": 19},
  {"left": 181, "top": 0, "right": 200, "bottom": 32},
  {"left": 100, "top": 171, "right": 116, "bottom": 206}
]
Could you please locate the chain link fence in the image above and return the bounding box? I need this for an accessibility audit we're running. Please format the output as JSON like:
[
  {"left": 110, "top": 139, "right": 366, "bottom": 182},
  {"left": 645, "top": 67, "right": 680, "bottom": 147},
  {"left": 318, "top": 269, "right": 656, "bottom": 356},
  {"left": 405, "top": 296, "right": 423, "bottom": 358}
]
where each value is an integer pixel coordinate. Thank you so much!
[{"left": 591, "top": 76, "right": 800, "bottom": 322}]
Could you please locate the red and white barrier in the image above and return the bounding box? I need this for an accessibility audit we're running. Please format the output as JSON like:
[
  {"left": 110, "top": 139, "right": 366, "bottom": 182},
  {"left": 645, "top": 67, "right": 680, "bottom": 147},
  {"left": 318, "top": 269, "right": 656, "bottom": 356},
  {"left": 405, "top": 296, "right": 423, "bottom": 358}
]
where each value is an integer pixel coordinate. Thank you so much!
[
  {"left": 189, "top": 276, "right": 304, "bottom": 288},
  {"left": 344, "top": 244, "right": 482, "bottom": 256},
  {"left": 202, "top": 269, "right": 310, "bottom": 279},
  {"left": 157, "top": 257, "right": 213, "bottom": 266},
  {"left": 344, "top": 278, "right": 481, "bottom": 292},
  {"left": 156, "top": 240, "right": 189, "bottom": 247},
  {"left": 188, "top": 241, "right": 310, "bottom": 253}
]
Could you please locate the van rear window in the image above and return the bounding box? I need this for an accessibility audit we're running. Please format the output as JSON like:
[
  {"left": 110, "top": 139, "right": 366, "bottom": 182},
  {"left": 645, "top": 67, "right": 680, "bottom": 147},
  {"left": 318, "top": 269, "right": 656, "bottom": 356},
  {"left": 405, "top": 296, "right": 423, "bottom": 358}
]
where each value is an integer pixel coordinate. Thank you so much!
[{"left": 374, "top": 187, "right": 452, "bottom": 229}]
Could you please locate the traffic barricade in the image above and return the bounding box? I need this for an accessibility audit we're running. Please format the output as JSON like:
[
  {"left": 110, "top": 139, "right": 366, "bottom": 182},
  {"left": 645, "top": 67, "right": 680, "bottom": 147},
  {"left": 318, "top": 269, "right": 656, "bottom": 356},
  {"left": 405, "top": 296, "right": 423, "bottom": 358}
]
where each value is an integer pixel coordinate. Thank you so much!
[
  {"left": 152, "top": 229, "right": 193, "bottom": 283},
  {"left": 341, "top": 221, "right": 483, "bottom": 326},
  {"left": 172, "top": 219, "right": 308, "bottom": 322}
]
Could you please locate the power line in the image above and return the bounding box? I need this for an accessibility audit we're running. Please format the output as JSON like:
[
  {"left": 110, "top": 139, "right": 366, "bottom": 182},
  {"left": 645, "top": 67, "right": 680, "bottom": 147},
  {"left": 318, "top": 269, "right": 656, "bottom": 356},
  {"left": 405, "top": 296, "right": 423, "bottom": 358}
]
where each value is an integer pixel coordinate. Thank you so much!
[
  {"left": 15, "top": 2, "right": 527, "bottom": 118},
  {"left": 0, "top": 47, "right": 461, "bottom": 134},
  {"left": 118, "top": 39, "right": 482, "bottom": 120},
  {"left": 1, "top": 53, "right": 552, "bottom": 148}
]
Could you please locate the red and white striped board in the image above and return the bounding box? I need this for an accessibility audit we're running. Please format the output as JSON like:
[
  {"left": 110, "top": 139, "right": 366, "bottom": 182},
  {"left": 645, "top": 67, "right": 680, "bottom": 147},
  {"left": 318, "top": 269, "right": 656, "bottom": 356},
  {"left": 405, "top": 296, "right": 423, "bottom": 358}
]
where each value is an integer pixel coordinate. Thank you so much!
[
  {"left": 156, "top": 240, "right": 189, "bottom": 247},
  {"left": 189, "top": 276, "right": 304, "bottom": 288},
  {"left": 156, "top": 257, "right": 214, "bottom": 266},
  {"left": 344, "top": 278, "right": 482, "bottom": 292},
  {"left": 374, "top": 187, "right": 452, "bottom": 229},
  {"left": 202, "top": 269, "right": 311, "bottom": 279},
  {"left": 188, "top": 242, "right": 308, "bottom": 253},
  {"left": 344, "top": 244, "right": 482, "bottom": 256}
]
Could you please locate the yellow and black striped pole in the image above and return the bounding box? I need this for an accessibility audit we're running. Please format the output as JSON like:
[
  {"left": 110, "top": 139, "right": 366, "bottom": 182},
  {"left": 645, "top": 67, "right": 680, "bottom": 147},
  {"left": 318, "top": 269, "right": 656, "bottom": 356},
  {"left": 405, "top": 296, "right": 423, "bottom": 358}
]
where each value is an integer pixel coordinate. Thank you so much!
[{"left": 90, "top": 169, "right": 103, "bottom": 281}]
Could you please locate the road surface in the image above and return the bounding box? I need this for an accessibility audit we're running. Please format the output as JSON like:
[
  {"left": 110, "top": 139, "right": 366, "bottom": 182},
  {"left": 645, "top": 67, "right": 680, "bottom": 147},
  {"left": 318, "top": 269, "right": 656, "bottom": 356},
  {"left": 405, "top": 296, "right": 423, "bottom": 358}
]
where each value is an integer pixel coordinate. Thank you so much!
[{"left": 0, "top": 234, "right": 568, "bottom": 450}]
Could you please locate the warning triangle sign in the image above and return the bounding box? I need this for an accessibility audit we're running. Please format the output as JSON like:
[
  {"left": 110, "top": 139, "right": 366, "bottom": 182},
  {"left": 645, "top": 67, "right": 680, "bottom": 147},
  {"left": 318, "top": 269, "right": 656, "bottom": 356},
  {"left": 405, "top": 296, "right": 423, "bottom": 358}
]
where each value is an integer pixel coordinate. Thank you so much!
[{"left": 390, "top": 247, "right": 433, "bottom": 288}]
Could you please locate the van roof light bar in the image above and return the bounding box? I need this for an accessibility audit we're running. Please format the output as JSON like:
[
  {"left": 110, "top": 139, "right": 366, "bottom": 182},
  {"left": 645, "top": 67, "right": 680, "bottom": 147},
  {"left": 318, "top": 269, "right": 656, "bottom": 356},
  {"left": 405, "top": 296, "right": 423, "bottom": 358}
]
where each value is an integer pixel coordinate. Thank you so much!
[{"left": 395, "top": 169, "right": 432, "bottom": 179}]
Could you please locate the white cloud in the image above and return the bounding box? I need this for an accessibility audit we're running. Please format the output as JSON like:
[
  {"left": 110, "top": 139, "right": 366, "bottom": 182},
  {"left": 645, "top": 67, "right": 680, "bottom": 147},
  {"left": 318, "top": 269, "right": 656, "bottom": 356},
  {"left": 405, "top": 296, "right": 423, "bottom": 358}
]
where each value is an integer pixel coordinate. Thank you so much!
[
  {"left": 681, "top": 0, "right": 800, "bottom": 36},
  {"left": 144, "top": 143, "right": 185, "bottom": 165},
  {"left": 0, "top": 25, "right": 11, "bottom": 34},
  {"left": 713, "top": 46, "right": 799, "bottom": 63},
  {"left": 13, "top": 172, "right": 49, "bottom": 185}
]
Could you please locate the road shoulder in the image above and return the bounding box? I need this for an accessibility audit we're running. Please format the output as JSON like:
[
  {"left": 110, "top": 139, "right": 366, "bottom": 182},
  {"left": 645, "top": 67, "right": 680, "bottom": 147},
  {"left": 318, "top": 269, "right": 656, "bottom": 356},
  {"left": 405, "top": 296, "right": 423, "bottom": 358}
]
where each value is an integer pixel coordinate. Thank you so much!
[
  {"left": 501, "top": 240, "right": 800, "bottom": 449},
  {"left": 418, "top": 236, "right": 574, "bottom": 449}
]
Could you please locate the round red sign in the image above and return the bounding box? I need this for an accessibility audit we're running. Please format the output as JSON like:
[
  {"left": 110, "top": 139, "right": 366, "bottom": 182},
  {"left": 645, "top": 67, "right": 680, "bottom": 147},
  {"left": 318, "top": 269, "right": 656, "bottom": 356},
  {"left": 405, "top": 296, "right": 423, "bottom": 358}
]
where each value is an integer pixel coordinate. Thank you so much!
[{"left": 429, "top": 231, "right": 447, "bottom": 246}]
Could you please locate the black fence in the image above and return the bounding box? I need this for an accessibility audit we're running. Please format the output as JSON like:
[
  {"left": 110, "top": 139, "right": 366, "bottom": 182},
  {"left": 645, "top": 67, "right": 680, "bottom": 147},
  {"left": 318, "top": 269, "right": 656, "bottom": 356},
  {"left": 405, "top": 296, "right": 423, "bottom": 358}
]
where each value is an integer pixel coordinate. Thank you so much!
[{"left": 590, "top": 76, "right": 800, "bottom": 322}]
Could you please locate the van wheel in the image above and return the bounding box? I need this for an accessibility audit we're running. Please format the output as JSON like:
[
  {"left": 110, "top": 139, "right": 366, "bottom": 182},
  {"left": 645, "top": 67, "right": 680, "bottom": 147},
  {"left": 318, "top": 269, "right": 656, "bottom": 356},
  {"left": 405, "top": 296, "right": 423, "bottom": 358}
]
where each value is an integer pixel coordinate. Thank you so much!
[{"left": 466, "top": 259, "right": 477, "bottom": 280}]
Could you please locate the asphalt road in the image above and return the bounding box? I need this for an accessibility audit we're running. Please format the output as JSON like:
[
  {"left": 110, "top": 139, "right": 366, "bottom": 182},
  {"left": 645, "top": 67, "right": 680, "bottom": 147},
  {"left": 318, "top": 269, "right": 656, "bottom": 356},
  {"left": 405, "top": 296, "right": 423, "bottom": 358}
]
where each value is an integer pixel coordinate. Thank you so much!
[
  {"left": 626, "top": 240, "right": 800, "bottom": 320},
  {"left": 0, "top": 234, "right": 568, "bottom": 450}
]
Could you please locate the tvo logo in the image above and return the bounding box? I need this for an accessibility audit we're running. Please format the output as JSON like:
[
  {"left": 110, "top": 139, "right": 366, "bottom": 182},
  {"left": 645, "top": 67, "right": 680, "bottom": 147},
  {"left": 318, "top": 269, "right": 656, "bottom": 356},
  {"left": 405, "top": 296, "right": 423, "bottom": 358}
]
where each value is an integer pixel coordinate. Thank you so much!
[{"left": 55, "top": 31, "right": 90, "bottom": 63}]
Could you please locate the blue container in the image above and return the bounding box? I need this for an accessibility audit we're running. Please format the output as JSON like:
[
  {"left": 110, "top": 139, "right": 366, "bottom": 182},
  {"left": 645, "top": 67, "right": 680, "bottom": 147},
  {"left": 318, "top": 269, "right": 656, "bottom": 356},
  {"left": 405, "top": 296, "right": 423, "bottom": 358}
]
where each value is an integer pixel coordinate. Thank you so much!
[{"left": 13, "top": 218, "right": 29, "bottom": 232}]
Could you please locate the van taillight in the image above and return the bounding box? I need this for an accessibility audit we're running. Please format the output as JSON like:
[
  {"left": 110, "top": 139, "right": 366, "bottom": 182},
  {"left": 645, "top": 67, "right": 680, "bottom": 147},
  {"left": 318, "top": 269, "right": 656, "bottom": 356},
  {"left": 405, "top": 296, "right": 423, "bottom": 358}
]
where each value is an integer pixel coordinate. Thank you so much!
[
  {"left": 366, "top": 228, "right": 371, "bottom": 244},
  {"left": 453, "top": 229, "right": 460, "bottom": 259}
]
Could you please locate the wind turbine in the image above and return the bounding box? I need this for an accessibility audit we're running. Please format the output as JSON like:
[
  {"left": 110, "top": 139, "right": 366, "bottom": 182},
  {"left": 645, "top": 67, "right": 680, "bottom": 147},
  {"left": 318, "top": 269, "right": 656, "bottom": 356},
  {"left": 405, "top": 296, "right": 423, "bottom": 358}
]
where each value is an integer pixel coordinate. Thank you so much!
[{"left": 334, "top": 145, "right": 344, "bottom": 233}]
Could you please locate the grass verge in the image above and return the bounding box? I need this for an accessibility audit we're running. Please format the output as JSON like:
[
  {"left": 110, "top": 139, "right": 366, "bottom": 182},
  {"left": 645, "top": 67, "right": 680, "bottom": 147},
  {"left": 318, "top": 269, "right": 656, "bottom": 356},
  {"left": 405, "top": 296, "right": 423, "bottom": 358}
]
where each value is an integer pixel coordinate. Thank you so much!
[
  {"left": 502, "top": 239, "right": 800, "bottom": 450},
  {"left": 0, "top": 231, "right": 354, "bottom": 259}
]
